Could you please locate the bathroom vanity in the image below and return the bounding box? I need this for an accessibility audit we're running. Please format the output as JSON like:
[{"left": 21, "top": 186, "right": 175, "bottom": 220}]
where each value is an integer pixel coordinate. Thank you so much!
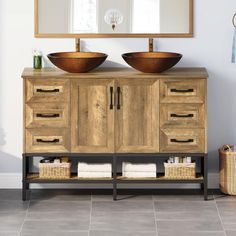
[{"left": 21, "top": 67, "right": 208, "bottom": 200}]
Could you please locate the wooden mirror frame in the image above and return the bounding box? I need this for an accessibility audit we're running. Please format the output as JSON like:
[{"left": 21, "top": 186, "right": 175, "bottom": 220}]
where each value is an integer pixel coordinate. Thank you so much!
[{"left": 34, "top": 0, "right": 193, "bottom": 38}]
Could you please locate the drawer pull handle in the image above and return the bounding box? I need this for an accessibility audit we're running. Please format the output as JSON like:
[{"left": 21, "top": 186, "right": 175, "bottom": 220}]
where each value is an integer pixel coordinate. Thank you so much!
[
  {"left": 170, "top": 88, "right": 194, "bottom": 93},
  {"left": 171, "top": 114, "right": 194, "bottom": 118},
  {"left": 36, "top": 114, "right": 60, "bottom": 118},
  {"left": 110, "top": 87, "right": 114, "bottom": 110},
  {"left": 36, "top": 139, "right": 60, "bottom": 143},
  {"left": 171, "top": 139, "right": 194, "bottom": 143},
  {"left": 36, "top": 89, "right": 60, "bottom": 93},
  {"left": 117, "top": 87, "right": 121, "bottom": 110}
]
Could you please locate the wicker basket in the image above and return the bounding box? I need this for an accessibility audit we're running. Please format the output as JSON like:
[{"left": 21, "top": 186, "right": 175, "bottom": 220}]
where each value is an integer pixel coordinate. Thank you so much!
[
  {"left": 219, "top": 145, "right": 236, "bottom": 195},
  {"left": 39, "top": 162, "right": 71, "bottom": 179},
  {"left": 164, "top": 162, "right": 196, "bottom": 179}
]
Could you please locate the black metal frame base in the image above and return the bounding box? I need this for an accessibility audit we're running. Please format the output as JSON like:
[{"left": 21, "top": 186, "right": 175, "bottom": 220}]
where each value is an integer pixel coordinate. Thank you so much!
[{"left": 22, "top": 153, "right": 208, "bottom": 201}]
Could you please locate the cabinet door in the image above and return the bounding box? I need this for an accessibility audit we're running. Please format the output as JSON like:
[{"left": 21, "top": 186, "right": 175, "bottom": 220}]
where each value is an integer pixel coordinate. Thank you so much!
[
  {"left": 71, "top": 79, "right": 115, "bottom": 153},
  {"left": 116, "top": 79, "right": 159, "bottom": 153}
]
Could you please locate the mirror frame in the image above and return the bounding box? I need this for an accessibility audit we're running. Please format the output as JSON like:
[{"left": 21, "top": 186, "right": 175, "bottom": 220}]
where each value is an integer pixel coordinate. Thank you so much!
[{"left": 34, "top": 0, "right": 193, "bottom": 38}]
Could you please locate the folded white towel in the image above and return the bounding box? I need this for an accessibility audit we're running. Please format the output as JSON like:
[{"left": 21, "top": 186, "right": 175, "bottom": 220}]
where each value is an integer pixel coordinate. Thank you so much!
[
  {"left": 78, "top": 172, "right": 112, "bottom": 178},
  {"left": 122, "top": 162, "right": 156, "bottom": 173},
  {"left": 123, "top": 171, "right": 156, "bottom": 178},
  {"left": 78, "top": 162, "right": 112, "bottom": 172}
]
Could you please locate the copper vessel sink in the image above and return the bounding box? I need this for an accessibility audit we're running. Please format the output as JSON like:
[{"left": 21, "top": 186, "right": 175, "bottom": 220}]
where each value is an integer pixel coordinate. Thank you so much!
[
  {"left": 47, "top": 52, "right": 108, "bottom": 73},
  {"left": 122, "top": 52, "right": 182, "bottom": 73}
]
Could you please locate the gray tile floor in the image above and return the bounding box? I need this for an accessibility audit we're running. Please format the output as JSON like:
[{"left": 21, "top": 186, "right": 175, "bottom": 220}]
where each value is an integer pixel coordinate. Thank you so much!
[{"left": 0, "top": 190, "right": 235, "bottom": 236}]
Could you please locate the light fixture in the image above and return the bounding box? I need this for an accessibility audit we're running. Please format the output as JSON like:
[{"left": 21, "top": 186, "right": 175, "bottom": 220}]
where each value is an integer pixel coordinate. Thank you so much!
[{"left": 104, "top": 9, "right": 123, "bottom": 31}]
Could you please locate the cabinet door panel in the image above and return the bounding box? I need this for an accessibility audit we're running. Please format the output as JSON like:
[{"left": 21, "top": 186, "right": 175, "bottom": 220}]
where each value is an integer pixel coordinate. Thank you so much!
[
  {"left": 71, "top": 79, "right": 114, "bottom": 153},
  {"left": 116, "top": 79, "right": 159, "bottom": 153}
]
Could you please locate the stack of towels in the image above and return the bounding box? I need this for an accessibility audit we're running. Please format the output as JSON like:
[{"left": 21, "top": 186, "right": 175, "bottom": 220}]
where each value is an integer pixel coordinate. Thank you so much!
[
  {"left": 78, "top": 162, "right": 112, "bottom": 178},
  {"left": 122, "top": 162, "right": 156, "bottom": 178}
]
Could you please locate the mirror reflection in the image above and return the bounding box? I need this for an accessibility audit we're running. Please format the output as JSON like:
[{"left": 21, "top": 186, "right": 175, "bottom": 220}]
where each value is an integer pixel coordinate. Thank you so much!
[{"left": 38, "top": 0, "right": 191, "bottom": 35}]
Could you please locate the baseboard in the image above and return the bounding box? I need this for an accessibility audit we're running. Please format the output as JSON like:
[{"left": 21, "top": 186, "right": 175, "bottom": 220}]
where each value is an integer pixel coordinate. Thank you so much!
[{"left": 0, "top": 173, "right": 220, "bottom": 189}]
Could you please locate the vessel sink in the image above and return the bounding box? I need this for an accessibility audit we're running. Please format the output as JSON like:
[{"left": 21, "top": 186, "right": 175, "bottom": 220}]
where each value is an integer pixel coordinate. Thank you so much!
[
  {"left": 47, "top": 52, "right": 108, "bottom": 73},
  {"left": 122, "top": 52, "right": 182, "bottom": 73}
]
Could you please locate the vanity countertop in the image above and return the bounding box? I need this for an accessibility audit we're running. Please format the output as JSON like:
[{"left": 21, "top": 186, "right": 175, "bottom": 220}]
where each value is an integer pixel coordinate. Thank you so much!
[{"left": 22, "top": 67, "right": 208, "bottom": 79}]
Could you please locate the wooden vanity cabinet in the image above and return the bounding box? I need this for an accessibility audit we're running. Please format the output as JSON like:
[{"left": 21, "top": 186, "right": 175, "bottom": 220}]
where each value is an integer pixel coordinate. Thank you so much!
[
  {"left": 22, "top": 68, "right": 208, "bottom": 154},
  {"left": 21, "top": 67, "right": 208, "bottom": 201}
]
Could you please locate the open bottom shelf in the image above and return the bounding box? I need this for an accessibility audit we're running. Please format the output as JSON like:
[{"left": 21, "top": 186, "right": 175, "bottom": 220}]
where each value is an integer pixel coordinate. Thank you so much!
[
  {"left": 26, "top": 173, "right": 203, "bottom": 184},
  {"left": 26, "top": 173, "right": 113, "bottom": 183}
]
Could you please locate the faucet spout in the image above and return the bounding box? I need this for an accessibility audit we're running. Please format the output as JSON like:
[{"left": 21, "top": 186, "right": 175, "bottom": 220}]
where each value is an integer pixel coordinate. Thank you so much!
[
  {"left": 75, "top": 38, "right": 81, "bottom": 52},
  {"left": 149, "top": 38, "right": 154, "bottom": 52}
]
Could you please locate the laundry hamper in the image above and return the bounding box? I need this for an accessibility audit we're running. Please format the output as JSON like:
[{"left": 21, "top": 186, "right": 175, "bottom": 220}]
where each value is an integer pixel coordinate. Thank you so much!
[{"left": 219, "top": 145, "right": 236, "bottom": 195}]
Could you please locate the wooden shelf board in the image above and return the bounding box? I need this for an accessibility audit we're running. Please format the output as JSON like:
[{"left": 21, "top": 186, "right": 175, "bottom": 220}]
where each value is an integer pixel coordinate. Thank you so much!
[
  {"left": 117, "top": 174, "right": 204, "bottom": 183},
  {"left": 26, "top": 173, "right": 113, "bottom": 183},
  {"left": 26, "top": 173, "right": 203, "bottom": 183}
]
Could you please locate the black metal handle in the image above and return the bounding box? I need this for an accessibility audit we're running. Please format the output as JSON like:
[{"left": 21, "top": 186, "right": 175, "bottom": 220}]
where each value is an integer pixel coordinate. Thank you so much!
[
  {"left": 36, "top": 139, "right": 60, "bottom": 143},
  {"left": 171, "top": 139, "right": 194, "bottom": 143},
  {"left": 110, "top": 87, "right": 113, "bottom": 110},
  {"left": 170, "top": 88, "right": 194, "bottom": 93},
  {"left": 171, "top": 114, "right": 194, "bottom": 118},
  {"left": 36, "top": 114, "right": 60, "bottom": 118},
  {"left": 36, "top": 89, "right": 60, "bottom": 93},
  {"left": 117, "top": 87, "right": 121, "bottom": 110}
]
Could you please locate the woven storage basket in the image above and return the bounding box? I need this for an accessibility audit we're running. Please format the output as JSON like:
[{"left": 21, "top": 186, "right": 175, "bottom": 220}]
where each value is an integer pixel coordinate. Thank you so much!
[
  {"left": 219, "top": 145, "right": 236, "bottom": 195},
  {"left": 39, "top": 162, "right": 71, "bottom": 179},
  {"left": 164, "top": 163, "right": 196, "bottom": 179}
]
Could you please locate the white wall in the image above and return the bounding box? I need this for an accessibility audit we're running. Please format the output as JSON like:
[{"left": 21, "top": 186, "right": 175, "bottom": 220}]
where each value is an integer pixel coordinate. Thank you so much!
[{"left": 1, "top": 0, "right": 236, "bottom": 188}]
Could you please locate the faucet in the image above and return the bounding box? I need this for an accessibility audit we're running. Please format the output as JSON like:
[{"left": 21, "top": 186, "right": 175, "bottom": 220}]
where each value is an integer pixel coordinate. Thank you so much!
[
  {"left": 75, "top": 38, "right": 81, "bottom": 52},
  {"left": 149, "top": 38, "right": 154, "bottom": 52}
]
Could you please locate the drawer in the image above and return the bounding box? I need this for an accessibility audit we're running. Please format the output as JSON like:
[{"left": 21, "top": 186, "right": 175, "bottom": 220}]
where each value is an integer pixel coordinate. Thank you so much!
[
  {"left": 160, "top": 129, "right": 205, "bottom": 153},
  {"left": 25, "top": 103, "right": 69, "bottom": 128},
  {"left": 25, "top": 129, "right": 70, "bottom": 153},
  {"left": 160, "top": 104, "right": 205, "bottom": 128},
  {"left": 25, "top": 78, "right": 69, "bottom": 103},
  {"left": 160, "top": 79, "right": 205, "bottom": 103}
]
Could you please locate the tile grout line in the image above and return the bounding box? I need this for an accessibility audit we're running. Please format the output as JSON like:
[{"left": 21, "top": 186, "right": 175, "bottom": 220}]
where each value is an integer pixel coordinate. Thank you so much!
[
  {"left": 152, "top": 195, "right": 158, "bottom": 236},
  {"left": 215, "top": 199, "right": 227, "bottom": 236},
  {"left": 18, "top": 199, "right": 30, "bottom": 236}
]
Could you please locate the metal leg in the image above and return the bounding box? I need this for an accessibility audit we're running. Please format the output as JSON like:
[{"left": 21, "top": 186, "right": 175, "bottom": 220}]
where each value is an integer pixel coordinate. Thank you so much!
[
  {"left": 204, "top": 154, "right": 208, "bottom": 200},
  {"left": 22, "top": 154, "right": 30, "bottom": 201},
  {"left": 113, "top": 155, "right": 117, "bottom": 201},
  {"left": 200, "top": 157, "right": 204, "bottom": 190},
  {"left": 22, "top": 154, "right": 27, "bottom": 201}
]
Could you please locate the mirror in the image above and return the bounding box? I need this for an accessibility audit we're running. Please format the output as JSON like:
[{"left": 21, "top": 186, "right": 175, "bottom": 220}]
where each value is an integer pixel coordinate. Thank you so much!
[{"left": 35, "top": 0, "right": 193, "bottom": 38}]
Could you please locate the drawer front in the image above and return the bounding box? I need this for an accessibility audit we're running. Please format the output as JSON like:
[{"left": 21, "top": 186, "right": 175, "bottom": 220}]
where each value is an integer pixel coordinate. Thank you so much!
[
  {"left": 160, "top": 129, "right": 205, "bottom": 153},
  {"left": 26, "top": 79, "right": 69, "bottom": 103},
  {"left": 25, "top": 129, "right": 70, "bottom": 153},
  {"left": 160, "top": 104, "right": 205, "bottom": 128},
  {"left": 25, "top": 103, "right": 69, "bottom": 128},
  {"left": 160, "top": 79, "right": 205, "bottom": 103}
]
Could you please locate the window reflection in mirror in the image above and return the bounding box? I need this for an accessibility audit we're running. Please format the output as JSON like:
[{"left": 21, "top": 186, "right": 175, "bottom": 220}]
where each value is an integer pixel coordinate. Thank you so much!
[{"left": 37, "top": 0, "right": 191, "bottom": 35}]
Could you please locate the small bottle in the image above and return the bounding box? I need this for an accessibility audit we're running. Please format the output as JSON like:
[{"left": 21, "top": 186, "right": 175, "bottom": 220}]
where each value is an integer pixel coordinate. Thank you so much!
[
  {"left": 174, "top": 156, "right": 179, "bottom": 164},
  {"left": 33, "top": 49, "right": 42, "bottom": 69}
]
